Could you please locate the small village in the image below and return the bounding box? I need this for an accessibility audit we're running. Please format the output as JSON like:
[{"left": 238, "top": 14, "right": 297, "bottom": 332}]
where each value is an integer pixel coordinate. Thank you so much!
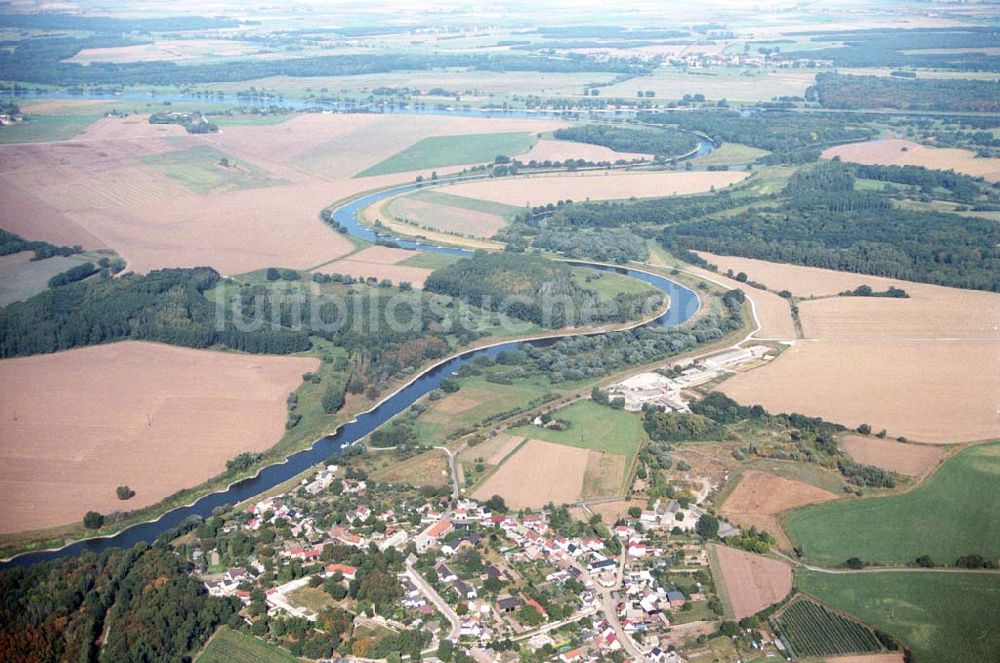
[{"left": 187, "top": 437, "right": 788, "bottom": 663}]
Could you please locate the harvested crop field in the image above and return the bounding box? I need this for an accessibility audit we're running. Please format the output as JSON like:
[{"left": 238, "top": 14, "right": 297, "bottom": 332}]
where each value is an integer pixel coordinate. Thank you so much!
[
  {"left": 518, "top": 139, "right": 650, "bottom": 164},
  {"left": 209, "top": 114, "right": 563, "bottom": 179},
  {"left": 683, "top": 263, "right": 797, "bottom": 339},
  {"left": 582, "top": 451, "right": 627, "bottom": 499},
  {"left": 796, "top": 293, "right": 999, "bottom": 341},
  {"left": 437, "top": 170, "right": 748, "bottom": 207},
  {"left": 695, "top": 254, "right": 1000, "bottom": 441},
  {"left": 370, "top": 450, "right": 450, "bottom": 489},
  {"left": 0, "top": 341, "right": 317, "bottom": 533},
  {"left": 462, "top": 434, "right": 525, "bottom": 466},
  {"left": 710, "top": 544, "right": 792, "bottom": 620},
  {"left": 822, "top": 139, "right": 1000, "bottom": 182},
  {"left": 472, "top": 439, "right": 589, "bottom": 509},
  {"left": 313, "top": 245, "right": 433, "bottom": 287},
  {"left": 720, "top": 470, "right": 838, "bottom": 548},
  {"left": 842, "top": 436, "right": 946, "bottom": 476},
  {"left": 721, "top": 340, "right": 1000, "bottom": 443},
  {"left": 695, "top": 251, "right": 905, "bottom": 299},
  {"left": 385, "top": 195, "right": 508, "bottom": 238},
  {"left": 0, "top": 113, "right": 568, "bottom": 274},
  {"left": 697, "top": 252, "right": 1000, "bottom": 341}
]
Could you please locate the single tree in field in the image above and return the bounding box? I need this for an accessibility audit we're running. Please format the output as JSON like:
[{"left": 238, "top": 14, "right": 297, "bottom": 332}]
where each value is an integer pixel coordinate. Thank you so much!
[
  {"left": 83, "top": 511, "right": 104, "bottom": 529},
  {"left": 116, "top": 485, "right": 133, "bottom": 500}
]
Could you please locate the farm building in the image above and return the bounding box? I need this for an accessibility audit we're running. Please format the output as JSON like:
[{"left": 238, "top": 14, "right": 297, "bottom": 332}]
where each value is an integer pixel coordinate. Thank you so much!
[
  {"left": 703, "top": 345, "right": 771, "bottom": 370},
  {"left": 607, "top": 372, "right": 689, "bottom": 412}
]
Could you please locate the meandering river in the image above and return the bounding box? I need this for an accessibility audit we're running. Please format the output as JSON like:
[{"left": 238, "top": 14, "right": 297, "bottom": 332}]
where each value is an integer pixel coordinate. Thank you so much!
[{"left": 0, "top": 137, "right": 708, "bottom": 569}]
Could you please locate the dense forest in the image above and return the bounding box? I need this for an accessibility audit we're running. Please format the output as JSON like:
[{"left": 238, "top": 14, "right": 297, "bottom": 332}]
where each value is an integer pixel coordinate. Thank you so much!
[
  {"left": 552, "top": 124, "right": 696, "bottom": 158},
  {"left": 0, "top": 37, "right": 647, "bottom": 86},
  {"left": 0, "top": 536, "right": 239, "bottom": 663},
  {"left": 0, "top": 229, "right": 82, "bottom": 261},
  {"left": 529, "top": 190, "right": 745, "bottom": 229},
  {"left": 661, "top": 162, "right": 1000, "bottom": 291},
  {"left": 0, "top": 267, "right": 310, "bottom": 358},
  {"left": 424, "top": 252, "right": 656, "bottom": 328},
  {"left": 0, "top": 11, "right": 242, "bottom": 31},
  {"left": 641, "top": 109, "right": 874, "bottom": 162},
  {"left": 779, "top": 27, "right": 1000, "bottom": 70},
  {"left": 529, "top": 227, "right": 650, "bottom": 263},
  {"left": 493, "top": 288, "right": 747, "bottom": 384},
  {"left": 814, "top": 72, "right": 1000, "bottom": 112}
]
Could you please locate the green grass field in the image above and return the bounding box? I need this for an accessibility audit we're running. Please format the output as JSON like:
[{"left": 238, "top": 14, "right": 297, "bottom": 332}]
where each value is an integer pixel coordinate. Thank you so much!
[
  {"left": 570, "top": 267, "right": 661, "bottom": 302},
  {"left": 416, "top": 373, "right": 555, "bottom": 444},
  {"left": 141, "top": 145, "right": 286, "bottom": 194},
  {"left": 510, "top": 400, "right": 646, "bottom": 458},
  {"left": 797, "top": 570, "right": 1000, "bottom": 663},
  {"left": 786, "top": 442, "right": 1000, "bottom": 567},
  {"left": 0, "top": 113, "right": 103, "bottom": 143},
  {"left": 357, "top": 131, "right": 536, "bottom": 176},
  {"left": 692, "top": 142, "right": 770, "bottom": 167},
  {"left": 196, "top": 627, "right": 299, "bottom": 663}
]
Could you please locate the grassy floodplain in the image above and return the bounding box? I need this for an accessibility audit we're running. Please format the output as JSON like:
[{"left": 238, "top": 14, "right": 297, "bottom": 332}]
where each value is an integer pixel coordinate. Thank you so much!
[
  {"left": 358, "top": 131, "right": 536, "bottom": 176},
  {"left": 141, "top": 145, "right": 287, "bottom": 193},
  {"left": 785, "top": 442, "right": 1000, "bottom": 567},
  {"left": 797, "top": 570, "right": 1000, "bottom": 663},
  {"left": 510, "top": 399, "right": 646, "bottom": 458}
]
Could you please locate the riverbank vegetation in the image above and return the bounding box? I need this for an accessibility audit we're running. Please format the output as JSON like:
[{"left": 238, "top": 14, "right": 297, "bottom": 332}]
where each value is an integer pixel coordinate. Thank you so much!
[
  {"left": 815, "top": 72, "right": 1000, "bottom": 113},
  {"left": 424, "top": 252, "right": 660, "bottom": 328},
  {"left": 552, "top": 124, "right": 695, "bottom": 159}
]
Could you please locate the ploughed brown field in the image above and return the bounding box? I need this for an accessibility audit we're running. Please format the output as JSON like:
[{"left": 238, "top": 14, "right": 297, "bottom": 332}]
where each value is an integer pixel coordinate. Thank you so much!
[
  {"left": 841, "top": 435, "right": 947, "bottom": 476},
  {"left": 0, "top": 112, "right": 564, "bottom": 275},
  {"left": 436, "top": 170, "right": 748, "bottom": 207},
  {"left": 720, "top": 470, "right": 838, "bottom": 549},
  {"left": 0, "top": 341, "right": 318, "bottom": 534},
  {"left": 472, "top": 439, "right": 589, "bottom": 508},
  {"left": 710, "top": 544, "right": 792, "bottom": 619},
  {"left": 822, "top": 138, "right": 1000, "bottom": 182},
  {"left": 699, "top": 253, "right": 1000, "bottom": 443}
]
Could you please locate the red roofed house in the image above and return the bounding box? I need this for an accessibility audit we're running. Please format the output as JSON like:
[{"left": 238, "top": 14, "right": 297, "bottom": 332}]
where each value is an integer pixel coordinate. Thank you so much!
[
  {"left": 427, "top": 518, "right": 453, "bottom": 538},
  {"left": 325, "top": 563, "right": 358, "bottom": 580}
]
